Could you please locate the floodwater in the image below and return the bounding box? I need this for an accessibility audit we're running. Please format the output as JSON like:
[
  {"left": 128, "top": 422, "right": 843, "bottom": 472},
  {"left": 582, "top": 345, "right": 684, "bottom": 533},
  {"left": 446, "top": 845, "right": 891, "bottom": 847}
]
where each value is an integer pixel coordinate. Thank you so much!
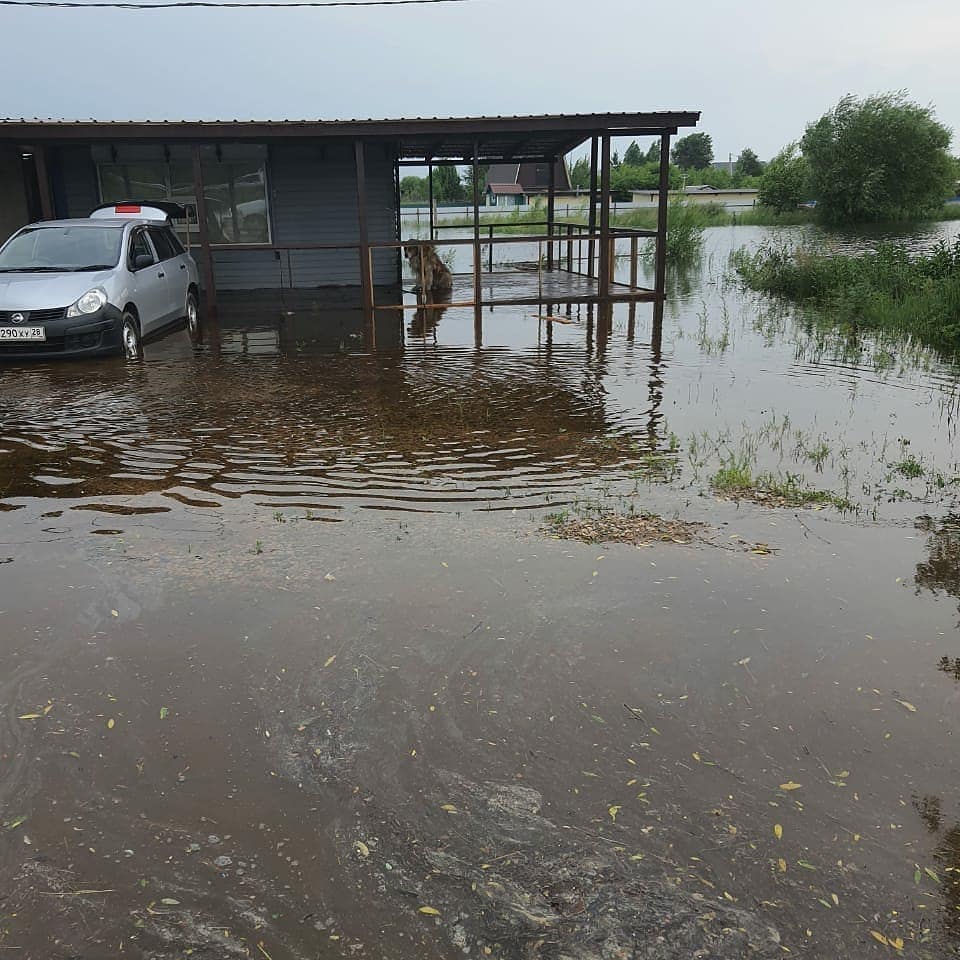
[{"left": 2, "top": 223, "right": 960, "bottom": 959}]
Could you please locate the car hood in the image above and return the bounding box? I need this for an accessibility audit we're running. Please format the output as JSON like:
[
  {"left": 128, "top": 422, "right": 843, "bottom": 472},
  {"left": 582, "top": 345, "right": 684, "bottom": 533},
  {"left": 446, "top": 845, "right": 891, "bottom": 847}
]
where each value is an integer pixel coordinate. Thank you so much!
[{"left": 0, "top": 270, "right": 115, "bottom": 310}]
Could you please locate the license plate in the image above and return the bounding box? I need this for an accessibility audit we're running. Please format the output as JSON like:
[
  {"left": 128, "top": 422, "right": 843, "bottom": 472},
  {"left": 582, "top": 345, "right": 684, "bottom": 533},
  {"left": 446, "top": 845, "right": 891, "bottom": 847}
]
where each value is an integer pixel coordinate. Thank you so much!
[{"left": 0, "top": 326, "right": 45, "bottom": 341}]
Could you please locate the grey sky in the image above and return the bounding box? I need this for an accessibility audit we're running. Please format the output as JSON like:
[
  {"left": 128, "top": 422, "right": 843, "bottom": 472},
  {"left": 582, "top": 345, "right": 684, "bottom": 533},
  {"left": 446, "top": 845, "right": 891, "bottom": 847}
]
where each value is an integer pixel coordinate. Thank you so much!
[{"left": 2, "top": 0, "right": 957, "bottom": 161}]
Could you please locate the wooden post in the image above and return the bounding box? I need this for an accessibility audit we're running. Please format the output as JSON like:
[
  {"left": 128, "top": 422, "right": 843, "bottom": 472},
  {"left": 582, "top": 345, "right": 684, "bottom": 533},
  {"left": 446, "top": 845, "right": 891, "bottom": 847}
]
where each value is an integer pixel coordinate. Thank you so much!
[
  {"left": 567, "top": 224, "right": 573, "bottom": 273},
  {"left": 472, "top": 141, "right": 482, "bottom": 309},
  {"left": 546, "top": 156, "right": 556, "bottom": 271},
  {"left": 598, "top": 134, "right": 612, "bottom": 303},
  {"left": 488, "top": 224, "right": 494, "bottom": 273},
  {"left": 394, "top": 149, "right": 402, "bottom": 286},
  {"left": 630, "top": 235, "right": 639, "bottom": 289},
  {"left": 587, "top": 136, "right": 598, "bottom": 279},
  {"left": 655, "top": 131, "right": 672, "bottom": 303},
  {"left": 191, "top": 145, "right": 217, "bottom": 313},
  {"left": 355, "top": 141, "right": 375, "bottom": 331},
  {"left": 427, "top": 163, "right": 435, "bottom": 241},
  {"left": 33, "top": 145, "right": 55, "bottom": 220}
]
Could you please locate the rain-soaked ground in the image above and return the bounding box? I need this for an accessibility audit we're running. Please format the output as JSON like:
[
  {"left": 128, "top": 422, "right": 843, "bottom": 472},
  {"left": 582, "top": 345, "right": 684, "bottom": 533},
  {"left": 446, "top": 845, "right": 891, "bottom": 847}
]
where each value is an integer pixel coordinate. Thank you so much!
[{"left": 2, "top": 223, "right": 960, "bottom": 959}]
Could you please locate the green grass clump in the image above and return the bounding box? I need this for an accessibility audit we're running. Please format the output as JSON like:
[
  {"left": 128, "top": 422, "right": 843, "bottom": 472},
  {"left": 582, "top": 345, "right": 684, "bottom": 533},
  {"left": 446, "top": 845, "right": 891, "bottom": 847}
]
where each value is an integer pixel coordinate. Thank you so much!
[
  {"left": 732, "top": 238, "right": 960, "bottom": 355},
  {"left": 711, "top": 457, "right": 852, "bottom": 511},
  {"left": 893, "top": 456, "right": 925, "bottom": 479}
]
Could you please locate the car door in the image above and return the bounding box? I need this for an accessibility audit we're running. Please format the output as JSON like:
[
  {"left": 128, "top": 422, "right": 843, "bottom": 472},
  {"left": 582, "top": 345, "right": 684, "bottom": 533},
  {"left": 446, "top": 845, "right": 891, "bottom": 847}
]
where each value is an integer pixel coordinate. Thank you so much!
[
  {"left": 127, "top": 227, "right": 169, "bottom": 334},
  {"left": 148, "top": 226, "right": 186, "bottom": 321}
]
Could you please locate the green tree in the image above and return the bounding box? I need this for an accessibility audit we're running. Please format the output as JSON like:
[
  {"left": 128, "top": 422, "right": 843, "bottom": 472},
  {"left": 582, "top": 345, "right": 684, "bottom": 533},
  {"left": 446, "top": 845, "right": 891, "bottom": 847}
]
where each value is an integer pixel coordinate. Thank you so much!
[
  {"left": 612, "top": 150, "right": 622, "bottom": 168},
  {"left": 623, "top": 141, "right": 644, "bottom": 166},
  {"left": 801, "top": 92, "right": 954, "bottom": 222},
  {"left": 433, "top": 165, "right": 465, "bottom": 203},
  {"left": 758, "top": 143, "right": 810, "bottom": 213},
  {"left": 569, "top": 156, "right": 591, "bottom": 190},
  {"left": 735, "top": 148, "right": 763, "bottom": 178},
  {"left": 644, "top": 141, "right": 661, "bottom": 165},
  {"left": 462, "top": 162, "right": 490, "bottom": 197},
  {"left": 400, "top": 175, "right": 428, "bottom": 203},
  {"left": 672, "top": 133, "right": 714, "bottom": 170}
]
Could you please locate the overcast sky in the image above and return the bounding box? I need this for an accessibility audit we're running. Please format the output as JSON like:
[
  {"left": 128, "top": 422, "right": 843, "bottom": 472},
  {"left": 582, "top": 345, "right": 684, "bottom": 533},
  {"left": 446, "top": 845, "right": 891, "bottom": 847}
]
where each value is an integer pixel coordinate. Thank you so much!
[{"left": 2, "top": 0, "right": 958, "bottom": 161}]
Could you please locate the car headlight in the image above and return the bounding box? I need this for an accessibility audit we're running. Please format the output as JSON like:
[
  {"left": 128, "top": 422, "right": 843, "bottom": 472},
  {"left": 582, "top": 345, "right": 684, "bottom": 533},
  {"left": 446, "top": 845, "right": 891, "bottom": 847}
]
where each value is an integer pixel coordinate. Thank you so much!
[{"left": 66, "top": 287, "right": 108, "bottom": 318}]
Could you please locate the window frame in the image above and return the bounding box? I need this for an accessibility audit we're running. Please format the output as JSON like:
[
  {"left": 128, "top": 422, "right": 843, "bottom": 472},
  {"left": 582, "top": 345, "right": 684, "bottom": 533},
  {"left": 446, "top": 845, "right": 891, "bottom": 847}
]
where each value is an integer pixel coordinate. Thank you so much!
[
  {"left": 96, "top": 155, "right": 273, "bottom": 247},
  {"left": 127, "top": 227, "right": 157, "bottom": 272}
]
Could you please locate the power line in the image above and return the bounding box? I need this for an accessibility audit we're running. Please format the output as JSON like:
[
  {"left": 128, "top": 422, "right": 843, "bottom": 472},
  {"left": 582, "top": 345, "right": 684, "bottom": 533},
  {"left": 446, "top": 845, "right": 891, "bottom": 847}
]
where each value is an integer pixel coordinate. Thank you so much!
[{"left": 0, "top": 0, "right": 469, "bottom": 8}]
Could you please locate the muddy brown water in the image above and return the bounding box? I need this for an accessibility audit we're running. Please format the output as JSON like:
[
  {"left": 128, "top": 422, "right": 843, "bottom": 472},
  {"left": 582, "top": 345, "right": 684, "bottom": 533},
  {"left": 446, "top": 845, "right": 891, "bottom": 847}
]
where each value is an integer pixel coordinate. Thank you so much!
[{"left": 2, "top": 224, "right": 960, "bottom": 959}]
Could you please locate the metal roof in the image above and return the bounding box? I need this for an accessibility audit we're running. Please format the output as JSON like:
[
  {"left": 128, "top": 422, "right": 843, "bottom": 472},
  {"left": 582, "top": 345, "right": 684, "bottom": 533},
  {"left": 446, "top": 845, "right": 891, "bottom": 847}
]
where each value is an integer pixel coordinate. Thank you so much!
[
  {"left": 487, "top": 183, "right": 525, "bottom": 195},
  {"left": 0, "top": 111, "right": 700, "bottom": 161}
]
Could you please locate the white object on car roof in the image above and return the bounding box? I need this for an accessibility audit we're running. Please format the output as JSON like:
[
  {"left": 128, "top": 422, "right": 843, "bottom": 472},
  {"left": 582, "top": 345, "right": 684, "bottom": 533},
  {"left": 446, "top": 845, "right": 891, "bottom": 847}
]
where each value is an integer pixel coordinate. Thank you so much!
[{"left": 89, "top": 201, "right": 184, "bottom": 223}]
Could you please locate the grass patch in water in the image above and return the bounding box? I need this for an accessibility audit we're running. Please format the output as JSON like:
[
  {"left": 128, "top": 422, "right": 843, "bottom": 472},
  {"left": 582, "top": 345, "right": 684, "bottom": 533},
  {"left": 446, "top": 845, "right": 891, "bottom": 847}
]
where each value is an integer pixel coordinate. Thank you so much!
[
  {"left": 545, "top": 509, "right": 703, "bottom": 547},
  {"left": 732, "top": 239, "right": 960, "bottom": 355},
  {"left": 711, "top": 457, "right": 853, "bottom": 511}
]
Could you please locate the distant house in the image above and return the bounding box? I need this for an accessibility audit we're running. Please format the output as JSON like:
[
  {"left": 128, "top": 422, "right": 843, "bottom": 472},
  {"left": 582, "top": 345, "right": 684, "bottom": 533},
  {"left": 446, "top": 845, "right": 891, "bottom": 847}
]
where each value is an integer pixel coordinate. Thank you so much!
[
  {"left": 630, "top": 186, "right": 759, "bottom": 207},
  {"left": 485, "top": 160, "right": 572, "bottom": 206}
]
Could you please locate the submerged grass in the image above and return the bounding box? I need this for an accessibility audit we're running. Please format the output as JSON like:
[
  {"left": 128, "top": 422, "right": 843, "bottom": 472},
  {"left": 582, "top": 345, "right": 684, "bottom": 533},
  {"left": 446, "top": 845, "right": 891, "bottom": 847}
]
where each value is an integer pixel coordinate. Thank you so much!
[{"left": 732, "top": 238, "right": 960, "bottom": 355}]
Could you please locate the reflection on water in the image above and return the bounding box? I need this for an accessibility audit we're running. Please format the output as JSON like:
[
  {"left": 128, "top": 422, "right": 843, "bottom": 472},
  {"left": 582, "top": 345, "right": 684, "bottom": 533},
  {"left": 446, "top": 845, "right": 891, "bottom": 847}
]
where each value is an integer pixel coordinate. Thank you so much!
[{"left": 915, "top": 515, "right": 960, "bottom": 617}]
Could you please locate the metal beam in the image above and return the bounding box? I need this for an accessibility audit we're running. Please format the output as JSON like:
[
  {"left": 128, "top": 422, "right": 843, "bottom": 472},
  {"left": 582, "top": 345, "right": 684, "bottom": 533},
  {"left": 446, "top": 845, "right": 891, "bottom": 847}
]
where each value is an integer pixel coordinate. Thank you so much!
[
  {"left": 598, "top": 134, "right": 612, "bottom": 303},
  {"left": 472, "top": 140, "right": 482, "bottom": 315},
  {"left": 587, "top": 136, "right": 598, "bottom": 279},
  {"left": 546, "top": 157, "right": 556, "bottom": 272}
]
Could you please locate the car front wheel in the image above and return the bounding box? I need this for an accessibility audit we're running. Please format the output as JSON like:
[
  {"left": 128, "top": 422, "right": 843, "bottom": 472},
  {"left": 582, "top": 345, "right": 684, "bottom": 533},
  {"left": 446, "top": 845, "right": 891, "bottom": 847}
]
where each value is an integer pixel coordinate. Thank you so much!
[{"left": 121, "top": 312, "right": 143, "bottom": 360}]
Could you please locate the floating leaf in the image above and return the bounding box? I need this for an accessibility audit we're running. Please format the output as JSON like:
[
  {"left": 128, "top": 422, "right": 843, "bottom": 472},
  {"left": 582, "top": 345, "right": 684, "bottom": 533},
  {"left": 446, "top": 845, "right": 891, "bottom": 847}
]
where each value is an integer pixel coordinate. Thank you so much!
[
  {"left": 692, "top": 752, "right": 702, "bottom": 762},
  {"left": 774, "top": 824, "right": 783, "bottom": 840},
  {"left": 418, "top": 906, "right": 441, "bottom": 916},
  {"left": 914, "top": 866, "right": 922, "bottom": 885},
  {"left": 323, "top": 655, "right": 337, "bottom": 669},
  {"left": 354, "top": 841, "right": 370, "bottom": 858},
  {"left": 797, "top": 860, "right": 817, "bottom": 871},
  {"left": 160, "top": 898, "right": 180, "bottom": 906},
  {"left": 440, "top": 804, "right": 458, "bottom": 814},
  {"left": 778, "top": 858, "right": 787, "bottom": 873},
  {"left": 834, "top": 770, "right": 850, "bottom": 779},
  {"left": 779, "top": 782, "right": 802, "bottom": 791},
  {"left": 869, "top": 931, "right": 889, "bottom": 946},
  {"left": 895, "top": 699, "right": 917, "bottom": 713},
  {"left": 159, "top": 707, "right": 169, "bottom": 720},
  {"left": 18, "top": 713, "right": 42, "bottom": 720},
  {"left": 608, "top": 805, "right": 622, "bottom": 823},
  {"left": 107, "top": 718, "right": 115, "bottom": 730},
  {"left": 924, "top": 866, "right": 940, "bottom": 883},
  {"left": 831, "top": 893, "right": 839, "bottom": 906},
  {"left": 5, "top": 816, "right": 27, "bottom": 831},
  {"left": 43, "top": 703, "right": 54, "bottom": 716},
  {"left": 111, "top": 609, "right": 119, "bottom": 617},
  {"left": 891, "top": 937, "right": 904, "bottom": 951}
]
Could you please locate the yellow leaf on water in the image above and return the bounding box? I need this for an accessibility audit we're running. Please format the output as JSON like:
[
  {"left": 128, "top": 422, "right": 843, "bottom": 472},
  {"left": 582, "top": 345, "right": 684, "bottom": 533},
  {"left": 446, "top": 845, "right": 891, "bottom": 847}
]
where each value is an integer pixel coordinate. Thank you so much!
[
  {"left": 608, "top": 805, "right": 622, "bottom": 823},
  {"left": 692, "top": 752, "right": 702, "bottom": 762},
  {"left": 779, "top": 782, "right": 802, "bottom": 791},
  {"left": 778, "top": 858, "right": 787, "bottom": 872},
  {"left": 891, "top": 937, "right": 904, "bottom": 951},
  {"left": 869, "top": 931, "right": 889, "bottom": 946},
  {"left": 895, "top": 699, "right": 917, "bottom": 713},
  {"left": 354, "top": 841, "right": 370, "bottom": 858},
  {"left": 111, "top": 609, "right": 119, "bottom": 617},
  {"left": 43, "top": 703, "right": 54, "bottom": 716},
  {"left": 107, "top": 718, "right": 115, "bottom": 730},
  {"left": 18, "top": 714, "right": 42, "bottom": 720},
  {"left": 440, "top": 804, "right": 458, "bottom": 814},
  {"left": 774, "top": 824, "right": 783, "bottom": 840},
  {"left": 323, "top": 655, "right": 337, "bottom": 669},
  {"left": 831, "top": 893, "right": 839, "bottom": 905},
  {"left": 418, "top": 906, "right": 441, "bottom": 916},
  {"left": 835, "top": 770, "right": 850, "bottom": 779}
]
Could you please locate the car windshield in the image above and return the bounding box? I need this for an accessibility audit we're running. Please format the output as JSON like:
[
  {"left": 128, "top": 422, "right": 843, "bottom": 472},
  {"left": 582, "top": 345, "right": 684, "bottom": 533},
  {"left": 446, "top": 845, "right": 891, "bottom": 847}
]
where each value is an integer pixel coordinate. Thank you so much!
[{"left": 0, "top": 225, "right": 123, "bottom": 272}]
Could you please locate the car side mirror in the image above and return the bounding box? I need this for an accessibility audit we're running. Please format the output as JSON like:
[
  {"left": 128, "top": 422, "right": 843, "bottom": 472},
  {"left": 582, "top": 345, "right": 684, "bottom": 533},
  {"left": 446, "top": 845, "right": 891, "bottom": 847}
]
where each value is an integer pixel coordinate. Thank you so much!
[{"left": 133, "top": 253, "right": 153, "bottom": 270}]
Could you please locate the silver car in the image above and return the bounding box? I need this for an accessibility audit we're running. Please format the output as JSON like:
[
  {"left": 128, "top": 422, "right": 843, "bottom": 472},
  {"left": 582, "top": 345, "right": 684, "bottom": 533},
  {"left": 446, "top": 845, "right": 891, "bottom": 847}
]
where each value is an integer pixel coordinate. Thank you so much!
[{"left": 0, "top": 202, "right": 200, "bottom": 360}]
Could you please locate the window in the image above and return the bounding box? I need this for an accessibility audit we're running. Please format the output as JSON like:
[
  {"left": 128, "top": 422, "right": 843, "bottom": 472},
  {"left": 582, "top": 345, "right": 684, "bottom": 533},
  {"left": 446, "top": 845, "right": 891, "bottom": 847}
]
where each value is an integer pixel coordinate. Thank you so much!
[
  {"left": 148, "top": 226, "right": 177, "bottom": 261},
  {"left": 129, "top": 229, "right": 154, "bottom": 270},
  {"left": 96, "top": 148, "right": 270, "bottom": 246}
]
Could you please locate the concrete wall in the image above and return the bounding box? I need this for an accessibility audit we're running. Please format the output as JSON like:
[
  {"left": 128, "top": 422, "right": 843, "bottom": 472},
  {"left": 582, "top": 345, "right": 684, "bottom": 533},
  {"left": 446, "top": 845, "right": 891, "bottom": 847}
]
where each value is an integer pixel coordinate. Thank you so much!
[
  {"left": 0, "top": 146, "right": 28, "bottom": 241},
  {"left": 48, "top": 140, "right": 400, "bottom": 291}
]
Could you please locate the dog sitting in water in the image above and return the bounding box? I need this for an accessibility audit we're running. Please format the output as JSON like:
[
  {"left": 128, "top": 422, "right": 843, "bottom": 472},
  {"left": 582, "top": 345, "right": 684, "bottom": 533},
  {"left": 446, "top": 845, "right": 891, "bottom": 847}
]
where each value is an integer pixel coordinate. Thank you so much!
[{"left": 405, "top": 244, "right": 454, "bottom": 294}]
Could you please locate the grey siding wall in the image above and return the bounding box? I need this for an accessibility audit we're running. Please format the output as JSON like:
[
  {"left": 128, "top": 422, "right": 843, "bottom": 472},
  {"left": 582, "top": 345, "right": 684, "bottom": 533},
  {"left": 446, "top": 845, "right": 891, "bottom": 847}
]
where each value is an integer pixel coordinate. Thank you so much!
[
  {"left": 50, "top": 139, "right": 400, "bottom": 292},
  {"left": 54, "top": 146, "right": 99, "bottom": 218},
  {"left": 0, "top": 146, "right": 28, "bottom": 239}
]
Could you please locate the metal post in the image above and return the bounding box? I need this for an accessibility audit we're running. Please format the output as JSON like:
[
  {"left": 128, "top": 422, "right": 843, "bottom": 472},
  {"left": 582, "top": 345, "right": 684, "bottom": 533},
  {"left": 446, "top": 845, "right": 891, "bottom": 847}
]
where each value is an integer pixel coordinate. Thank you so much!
[
  {"left": 655, "top": 132, "right": 672, "bottom": 303},
  {"left": 567, "top": 224, "right": 573, "bottom": 273},
  {"left": 394, "top": 149, "right": 402, "bottom": 286},
  {"left": 488, "top": 224, "right": 494, "bottom": 273},
  {"left": 191, "top": 145, "right": 217, "bottom": 313},
  {"left": 587, "top": 136, "right": 598, "bottom": 279},
  {"left": 33, "top": 145, "right": 55, "bottom": 220},
  {"left": 355, "top": 141, "right": 375, "bottom": 322},
  {"left": 598, "top": 134, "right": 612, "bottom": 303},
  {"left": 630, "top": 235, "right": 639, "bottom": 289},
  {"left": 546, "top": 156, "right": 556, "bottom": 271},
  {"left": 427, "top": 163, "right": 435, "bottom": 241}
]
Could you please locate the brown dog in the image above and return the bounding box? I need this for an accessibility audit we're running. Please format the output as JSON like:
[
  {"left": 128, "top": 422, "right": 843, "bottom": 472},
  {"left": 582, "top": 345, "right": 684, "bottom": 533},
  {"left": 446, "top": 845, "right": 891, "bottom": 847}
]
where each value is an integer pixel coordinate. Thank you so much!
[{"left": 405, "top": 243, "right": 454, "bottom": 294}]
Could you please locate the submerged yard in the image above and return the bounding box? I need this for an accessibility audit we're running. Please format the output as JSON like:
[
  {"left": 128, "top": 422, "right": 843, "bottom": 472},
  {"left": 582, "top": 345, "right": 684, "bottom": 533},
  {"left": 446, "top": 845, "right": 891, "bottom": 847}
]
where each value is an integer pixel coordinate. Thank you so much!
[{"left": 1, "top": 219, "right": 960, "bottom": 958}]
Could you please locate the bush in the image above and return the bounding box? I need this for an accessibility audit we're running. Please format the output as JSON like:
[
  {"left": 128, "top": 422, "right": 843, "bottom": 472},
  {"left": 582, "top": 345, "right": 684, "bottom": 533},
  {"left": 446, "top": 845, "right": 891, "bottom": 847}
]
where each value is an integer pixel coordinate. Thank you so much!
[{"left": 758, "top": 144, "right": 810, "bottom": 213}]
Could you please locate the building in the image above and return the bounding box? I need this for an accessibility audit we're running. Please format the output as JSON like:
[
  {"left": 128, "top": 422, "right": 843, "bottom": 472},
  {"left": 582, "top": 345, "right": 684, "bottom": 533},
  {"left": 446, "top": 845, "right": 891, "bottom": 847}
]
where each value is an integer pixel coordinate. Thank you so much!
[
  {"left": 630, "top": 186, "right": 759, "bottom": 207},
  {"left": 0, "top": 111, "right": 699, "bottom": 312},
  {"left": 484, "top": 159, "right": 571, "bottom": 206}
]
